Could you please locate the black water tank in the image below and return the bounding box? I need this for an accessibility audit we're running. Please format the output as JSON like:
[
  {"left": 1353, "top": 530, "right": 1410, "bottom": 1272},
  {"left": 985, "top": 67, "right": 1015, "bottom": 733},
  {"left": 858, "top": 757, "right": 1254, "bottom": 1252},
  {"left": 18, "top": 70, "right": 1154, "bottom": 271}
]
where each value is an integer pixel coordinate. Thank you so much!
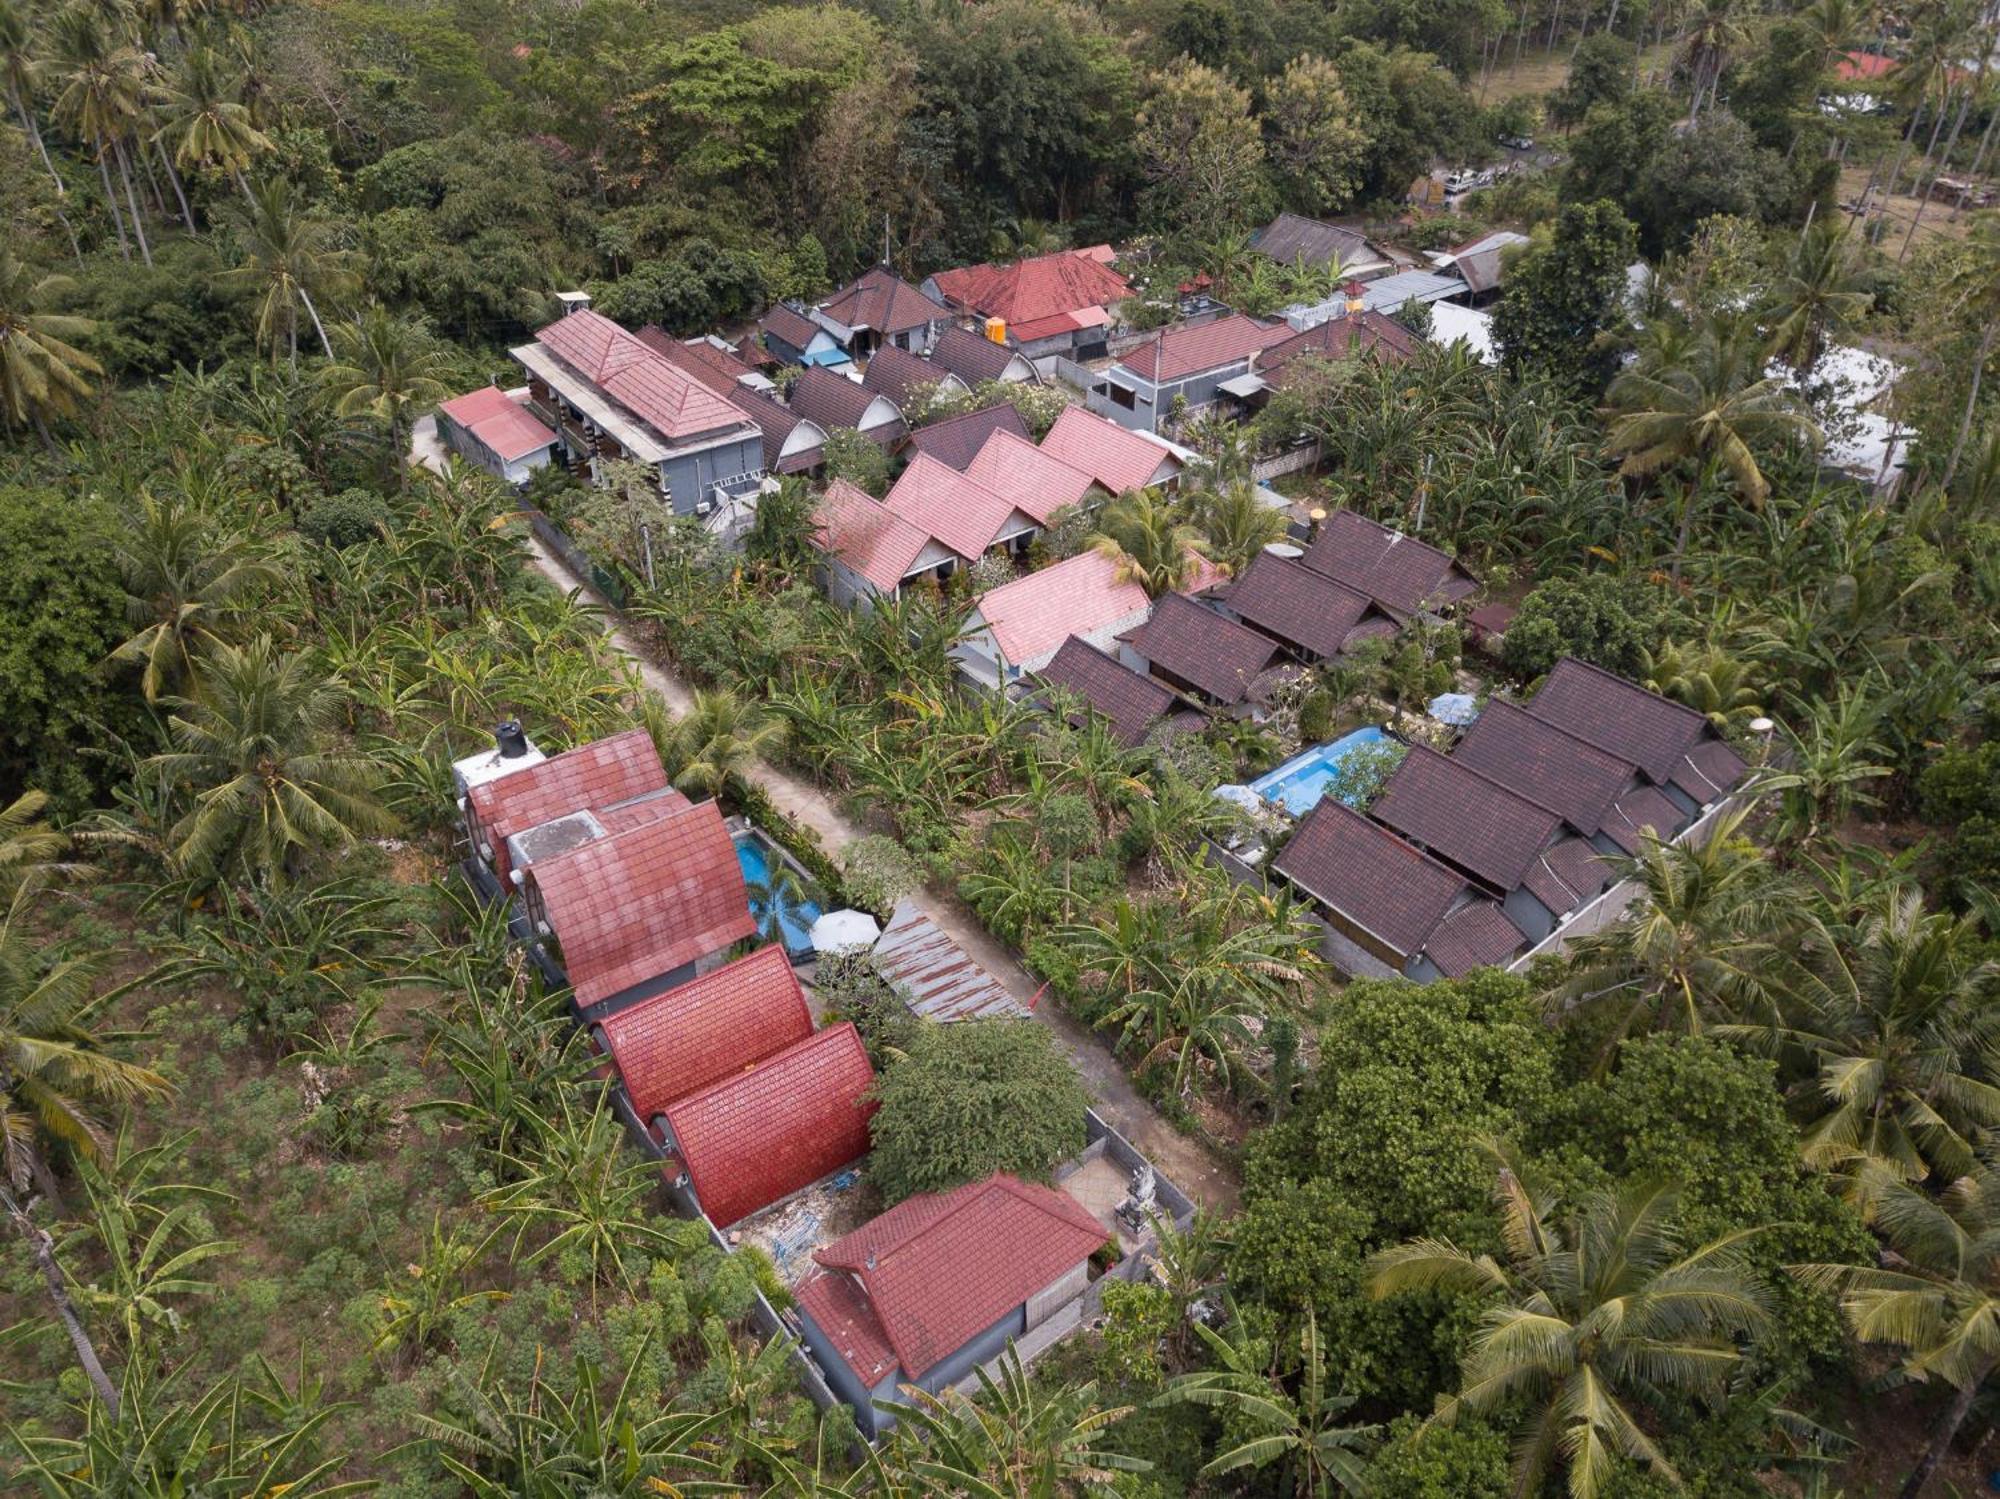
[{"left": 495, "top": 720, "right": 529, "bottom": 758}]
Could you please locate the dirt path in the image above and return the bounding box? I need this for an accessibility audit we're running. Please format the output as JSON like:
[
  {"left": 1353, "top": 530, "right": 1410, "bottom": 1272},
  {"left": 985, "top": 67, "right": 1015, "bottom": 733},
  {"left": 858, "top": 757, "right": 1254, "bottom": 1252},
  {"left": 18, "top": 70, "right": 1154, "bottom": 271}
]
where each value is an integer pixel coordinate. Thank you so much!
[{"left": 417, "top": 416, "right": 1240, "bottom": 1209}]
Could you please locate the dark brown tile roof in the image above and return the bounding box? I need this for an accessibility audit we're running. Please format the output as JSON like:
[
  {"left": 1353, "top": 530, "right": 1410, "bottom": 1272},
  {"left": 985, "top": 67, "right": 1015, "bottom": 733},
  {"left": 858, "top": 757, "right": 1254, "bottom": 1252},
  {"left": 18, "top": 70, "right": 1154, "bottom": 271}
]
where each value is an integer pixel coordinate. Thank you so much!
[
  {"left": 1452, "top": 698, "right": 1636, "bottom": 836},
  {"left": 1527, "top": 658, "right": 1710, "bottom": 786},
  {"left": 727, "top": 386, "right": 825, "bottom": 472},
  {"left": 1272, "top": 797, "right": 1466, "bottom": 960},
  {"left": 1219, "top": 552, "right": 1382, "bottom": 659},
  {"left": 1303, "top": 511, "right": 1478, "bottom": 618},
  {"left": 1036, "top": 636, "right": 1176, "bottom": 746},
  {"left": 1122, "top": 592, "right": 1283, "bottom": 706},
  {"left": 635, "top": 327, "right": 755, "bottom": 388},
  {"left": 1671, "top": 736, "right": 1749, "bottom": 806},
  {"left": 760, "top": 303, "right": 824, "bottom": 355},
  {"left": 789, "top": 366, "right": 900, "bottom": 434},
  {"left": 1518, "top": 835, "right": 1613, "bottom": 916},
  {"left": 1371, "top": 743, "right": 1564, "bottom": 892},
  {"left": 903, "top": 402, "right": 1032, "bottom": 471},
  {"left": 820, "top": 266, "right": 948, "bottom": 336},
  {"left": 1423, "top": 900, "right": 1528, "bottom": 977},
  {"left": 1260, "top": 311, "right": 1419, "bottom": 379},
  {"left": 863, "top": 345, "right": 955, "bottom": 407},
  {"left": 1251, "top": 212, "right": 1385, "bottom": 271},
  {"left": 1600, "top": 785, "right": 1689, "bottom": 854},
  {"left": 932, "top": 324, "right": 1033, "bottom": 386}
]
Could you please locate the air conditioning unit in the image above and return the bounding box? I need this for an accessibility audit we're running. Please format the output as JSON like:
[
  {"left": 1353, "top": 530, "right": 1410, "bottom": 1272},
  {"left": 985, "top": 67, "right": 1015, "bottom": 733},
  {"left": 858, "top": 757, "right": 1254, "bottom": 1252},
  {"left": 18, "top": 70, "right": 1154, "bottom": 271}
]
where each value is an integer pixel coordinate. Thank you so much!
[{"left": 695, "top": 496, "right": 717, "bottom": 517}]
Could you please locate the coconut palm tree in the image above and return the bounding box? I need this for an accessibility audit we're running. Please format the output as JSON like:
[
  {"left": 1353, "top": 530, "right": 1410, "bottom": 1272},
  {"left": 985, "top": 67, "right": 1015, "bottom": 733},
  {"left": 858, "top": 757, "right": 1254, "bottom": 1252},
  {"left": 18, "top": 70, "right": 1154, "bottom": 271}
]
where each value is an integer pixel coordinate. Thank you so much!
[
  {"left": 1088, "top": 491, "right": 1209, "bottom": 597},
  {"left": 1763, "top": 219, "right": 1873, "bottom": 376},
  {"left": 151, "top": 41, "right": 269, "bottom": 206},
  {"left": 1678, "top": 0, "right": 1752, "bottom": 118},
  {"left": 1369, "top": 1149, "right": 1771, "bottom": 1499},
  {"left": 112, "top": 493, "right": 280, "bottom": 700},
  {"left": 147, "top": 635, "right": 395, "bottom": 885},
  {"left": 217, "top": 176, "right": 355, "bottom": 368},
  {"left": 0, "top": 790, "right": 92, "bottom": 907},
  {"left": 1796, "top": 1157, "right": 2000, "bottom": 1499},
  {"left": 666, "top": 687, "right": 785, "bottom": 798},
  {"left": 747, "top": 860, "right": 811, "bottom": 947},
  {"left": 1194, "top": 481, "right": 1288, "bottom": 575},
  {"left": 0, "top": 250, "right": 101, "bottom": 449},
  {"left": 1603, "top": 313, "right": 1820, "bottom": 576},
  {"left": 318, "top": 304, "right": 452, "bottom": 477},
  {"left": 0, "top": 0, "right": 83, "bottom": 261},
  {"left": 48, "top": 4, "right": 152, "bottom": 266},
  {"left": 1937, "top": 212, "right": 2000, "bottom": 487}
]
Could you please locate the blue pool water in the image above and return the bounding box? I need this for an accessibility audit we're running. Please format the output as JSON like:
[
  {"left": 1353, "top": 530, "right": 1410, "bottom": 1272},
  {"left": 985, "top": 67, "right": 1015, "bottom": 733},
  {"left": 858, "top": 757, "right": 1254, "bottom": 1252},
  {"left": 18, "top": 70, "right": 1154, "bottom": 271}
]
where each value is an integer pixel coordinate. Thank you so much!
[
  {"left": 1251, "top": 727, "right": 1393, "bottom": 816},
  {"left": 734, "top": 835, "right": 824, "bottom": 955}
]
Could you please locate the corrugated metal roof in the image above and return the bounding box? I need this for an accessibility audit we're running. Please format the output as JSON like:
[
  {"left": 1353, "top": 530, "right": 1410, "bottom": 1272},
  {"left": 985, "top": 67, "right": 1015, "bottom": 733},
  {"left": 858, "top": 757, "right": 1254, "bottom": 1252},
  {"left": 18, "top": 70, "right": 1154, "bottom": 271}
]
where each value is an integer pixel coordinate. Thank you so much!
[{"left": 871, "top": 900, "right": 1035, "bottom": 1022}]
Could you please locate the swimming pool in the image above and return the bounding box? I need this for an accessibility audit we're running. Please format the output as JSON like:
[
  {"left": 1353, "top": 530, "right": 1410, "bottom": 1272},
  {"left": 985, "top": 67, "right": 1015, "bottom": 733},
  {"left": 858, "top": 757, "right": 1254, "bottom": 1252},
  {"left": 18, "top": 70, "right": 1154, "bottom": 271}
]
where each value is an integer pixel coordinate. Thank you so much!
[
  {"left": 1250, "top": 727, "right": 1393, "bottom": 816},
  {"left": 734, "top": 834, "right": 824, "bottom": 955}
]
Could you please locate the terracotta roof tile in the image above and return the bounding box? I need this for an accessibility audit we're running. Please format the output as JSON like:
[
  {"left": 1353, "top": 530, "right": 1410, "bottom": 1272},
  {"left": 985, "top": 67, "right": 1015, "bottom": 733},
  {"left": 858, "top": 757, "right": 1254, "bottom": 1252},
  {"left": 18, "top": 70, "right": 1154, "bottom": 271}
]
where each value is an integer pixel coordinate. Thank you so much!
[
  {"left": 807, "top": 1172, "right": 1106, "bottom": 1380},
  {"left": 905, "top": 402, "right": 1032, "bottom": 471},
  {"left": 1527, "top": 658, "right": 1709, "bottom": 785},
  {"left": 929, "top": 250, "right": 1130, "bottom": 327},
  {"left": 467, "top": 730, "right": 670, "bottom": 883},
  {"left": 820, "top": 267, "right": 948, "bottom": 336},
  {"left": 1123, "top": 592, "right": 1282, "bottom": 706},
  {"left": 813, "top": 479, "right": 933, "bottom": 593},
  {"left": 727, "top": 387, "right": 826, "bottom": 473},
  {"left": 527, "top": 801, "right": 756, "bottom": 1009},
  {"left": 1219, "top": 552, "right": 1381, "bottom": 659},
  {"left": 963, "top": 428, "right": 1099, "bottom": 526},
  {"left": 1423, "top": 900, "right": 1528, "bottom": 977},
  {"left": 534, "top": 310, "right": 750, "bottom": 446},
  {"left": 664, "top": 1023, "right": 877, "bottom": 1227},
  {"left": 761, "top": 303, "right": 825, "bottom": 354},
  {"left": 1039, "top": 407, "right": 1180, "bottom": 494},
  {"left": 795, "top": 1263, "right": 899, "bottom": 1385},
  {"left": 1302, "top": 510, "right": 1477, "bottom": 618},
  {"left": 883, "top": 452, "right": 1024, "bottom": 561},
  {"left": 1117, "top": 315, "right": 1290, "bottom": 383},
  {"left": 1260, "top": 312, "right": 1418, "bottom": 379},
  {"left": 1453, "top": 698, "right": 1636, "bottom": 835},
  {"left": 634, "top": 327, "right": 756, "bottom": 387},
  {"left": 1271, "top": 797, "right": 1466, "bottom": 959},
  {"left": 973, "top": 550, "right": 1151, "bottom": 668},
  {"left": 1371, "top": 743, "right": 1564, "bottom": 892},
  {"left": 1036, "top": 636, "right": 1175, "bottom": 746},
  {"left": 438, "top": 386, "right": 558, "bottom": 463}
]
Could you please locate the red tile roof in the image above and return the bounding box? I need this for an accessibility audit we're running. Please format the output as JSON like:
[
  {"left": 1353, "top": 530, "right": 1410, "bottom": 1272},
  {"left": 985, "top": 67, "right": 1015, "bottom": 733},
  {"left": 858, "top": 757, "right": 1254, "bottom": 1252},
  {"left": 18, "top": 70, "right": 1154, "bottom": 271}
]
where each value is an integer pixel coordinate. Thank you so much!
[
  {"left": 1527, "top": 658, "right": 1708, "bottom": 786},
  {"left": 467, "top": 730, "right": 671, "bottom": 883},
  {"left": 528, "top": 800, "right": 756, "bottom": 1009},
  {"left": 597, "top": 944, "right": 811, "bottom": 1128},
  {"left": 931, "top": 324, "right": 1033, "bottom": 386},
  {"left": 1260, "top": 312, "right": 1418, "bottom": 379},
  {"left": 1422, "top": 900, "right": 1528, "bottom": 977},
  {"left": 534, "top": 310, "right": 750, "bottom": 446},
  {"left": 801, "top": 1173, "right": 1106, "bottom": 1382},
  {"left": 1036, "top": 635, "right": 1175, "bottom": 746},
  {"left": 438, "top": 386, "right": 558, "bottom": 463},
  {"left": 634, "top": 327, "right": 755, "bottom": 388},
  {"left": 1303, "top": 510, "right": 1477, "bottom": 618},
  {"left": 1219, "top": 552, "right": 1381, "bottom": 659},
  {"left": 1117, "top": 315, "right": 1290, "bottom": 383},
  {"left": 821, "top": 267, "right": 949, "bottom": 336},
  {"left": 973, "top": 550, "right": 1151, "bottom": 669},
  {"left": 789, "top": 366, "right": 902, "bottom": 436},
  {"left": 929, "top": 250, "right": 1131, "bottom": 327},
  {"left": 963, "top": 428, "right": 1099, "bottom": 526},
  {"left": 883, "top": 452, "right": 1024, "bottom": 561},
  {"left": 905, "top": 402, "right": 1032, "bottom": 470},
  {"left": 814, "top": 479, "right": 933, "bottom": 594},
  {"left": 863, "top": 345, "right": 959, "bottom": 407},
  {"left": 1271, "top": 797, "right": 1466, "bottom": 960},
  {"left": 1123, "top": 591, "right": 1283, "bottom": 706},
  {"left": 1371, "top": 744, "right": 1565, "bottom": 892},
  {"left": 664, "top": 1022, "right": 877, "bottom": 1227},
  {"left": 1453, "top": 698, "right": 1636, "bottom": 836},
  {"left": 1836, "top": 49, "right": 1896, "bottom": 80},
  {"left": 1039, "top": 407, "right": 1179, "bottom": 494}
]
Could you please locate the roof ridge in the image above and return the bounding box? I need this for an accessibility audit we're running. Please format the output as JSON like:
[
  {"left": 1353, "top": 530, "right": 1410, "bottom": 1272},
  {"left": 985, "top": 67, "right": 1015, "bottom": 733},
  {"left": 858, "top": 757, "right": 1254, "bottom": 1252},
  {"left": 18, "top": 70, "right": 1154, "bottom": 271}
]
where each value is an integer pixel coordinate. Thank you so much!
[
  {"left": 1479, "top": 695, "right": 1637, "bottom": 771},
  {"left": 1552, "top": 656, "right": 1710, "bottom": 727},
  {"left": 664, "top": 1020, "right": 863, "bottom": 1112},
  {"left": 1399, "top": 740, "right": 1560, "bottom": 825}
]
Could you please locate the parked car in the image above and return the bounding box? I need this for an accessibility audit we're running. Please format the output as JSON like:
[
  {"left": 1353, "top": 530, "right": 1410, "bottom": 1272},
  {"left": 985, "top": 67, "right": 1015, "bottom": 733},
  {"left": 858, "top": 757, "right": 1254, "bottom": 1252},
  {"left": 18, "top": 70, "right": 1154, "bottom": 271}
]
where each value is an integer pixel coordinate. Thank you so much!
[{"left": 1498, "top": 133, "right": 1535, "bottom": 151}]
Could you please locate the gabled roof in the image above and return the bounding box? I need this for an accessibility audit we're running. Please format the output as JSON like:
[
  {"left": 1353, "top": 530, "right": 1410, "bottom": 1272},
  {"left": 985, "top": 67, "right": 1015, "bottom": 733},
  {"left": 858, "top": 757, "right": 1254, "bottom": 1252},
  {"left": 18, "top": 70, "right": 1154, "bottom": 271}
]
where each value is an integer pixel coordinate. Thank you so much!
[
  {"left": 1527, "top": 658, "right": 1710, "bottom": 785},
  {"left": 1271, "top": 796, "right": 1466, "bottom": 961},
  {"left": 467, "top": 729, "right": 671, "bottom": 882},
  {"left": 963, "top": 428, "right": 1099, "bottom": 526},
  {"left": 1600, "top": 785, "right": 1690, "bottom": 855},
  {"left": 863, "top": 345, "right": 961, "bottom": 407},
  {"left": 635, "top": 327, "right": 756, "bottom": 387},
  {"left": 727, "top": 387, "right": 826, "bottom": 473},
  {"left": 761, "top": 303, "right": 828, "bottom": 354},
  {"left": 929, "top": 250, "right": 1131, "bottom": 326},
  {"left": 904, "top": 402, "right": 1032, "bottom": 471},
  {"left": 1116, "top": 315, "right": 1289, "bottom": 384},
  {"left": 597, "top": 945, "right": 811, "bottom": 1126},
  {"left": 1251, "top": 212, "right": 1385, "bottom": 272},
  {"left": 1036, "top": 635, "right": 1175, "bottom": 746},
  {"left": 1259, "top": 312, "right": 1419, "bottom": 378},
  {"left": 1452, "top": 698, "right": 1636, "bottom": 836},
  {"left": 821, "top": 266, "right": 949, "bottom": 336},
  {"left": 789, "top": 366, "right": 902, "bottom": 436},
  {"left": 883, "top": 452, "right": 1025, "bottom": 561},
  {"left": 1672, "top": 736, "right": 1748, "bottom": 807},
  {"left": 1219, "top": 552, "right": 1382, "bottom": 659},
  {"left": 871, "top": 900, "right": 1034, "bottom": 1022},
  {"left": 528, "top": 800, "right": 757, "bottom": 1010},
  {"left": 1039, "top": 407, "right": 1180, "bottom": 494},
  {"left": 1422, "top": 900, "right": 1529, "bottom": 977},
  {"left": 663, "top": 1022, "right": 877, "bottom": 1227},
  {"left": 1123, "top": 591, "right": 1282, "bottom": 706},
  {"left": 1445, "top": 231, "right": 1530, "bottom": 296},
  {"left": 1372, "top": 744, "right": 1565, "bottom": 893},
  {"left": 438, "top": 387, "right": 558, "bottom": 463},
  {"left": 1519, "top": 835, "right": 1613, "bottom": 917},
  {"left": 800, "top": 1173, "right": 1105, "bottom": 1382},
  {"left": 532, "top": 310, "right": 750, "bottom": 446},
  {"left": 1303, "top": 510, "right": 1477, "bottom": 618},
  {"left": 972, "top": 549, "right": 1151, "bottom": 669},
  {"left": 932, "top": 324, "right": 1035, "bottom": 386},
  {"left": 813, "top": 479, "right": 933, "bottom": 593}
]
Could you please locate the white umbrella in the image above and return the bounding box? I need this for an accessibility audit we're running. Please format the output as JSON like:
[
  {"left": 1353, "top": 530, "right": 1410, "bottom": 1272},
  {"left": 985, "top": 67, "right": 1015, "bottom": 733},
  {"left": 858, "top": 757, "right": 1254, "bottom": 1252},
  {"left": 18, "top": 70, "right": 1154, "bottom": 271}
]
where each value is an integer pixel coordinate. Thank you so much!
[
  {"left": 1213, "top": 784, "right": 1263, "bottom": 812},
  {"left": 810, "top": 909, "right": 882, "bottom": 954},
  {"left": 1427, "top": 692, "right": 1480, "bottom": 726}
]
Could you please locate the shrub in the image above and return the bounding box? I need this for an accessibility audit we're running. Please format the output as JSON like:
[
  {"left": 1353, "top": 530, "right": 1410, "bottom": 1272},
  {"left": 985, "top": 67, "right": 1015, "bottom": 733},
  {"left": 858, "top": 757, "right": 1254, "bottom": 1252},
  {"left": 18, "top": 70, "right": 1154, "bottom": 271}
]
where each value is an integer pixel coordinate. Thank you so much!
[
  {"left": 1323, "top": 739, "right": 1406, "bottom": 810},
  {"left": 821, "top": 427, "right": 890, "bottom": 497},
  {"left": 1502, "top": 572, "right": 1674, "bottom": 681},
  {"left": 840, "top": 835, "right": 923, "bottom": 916},
  {"left": 298, "top": 487, "right": 392, "bottom": 548}
]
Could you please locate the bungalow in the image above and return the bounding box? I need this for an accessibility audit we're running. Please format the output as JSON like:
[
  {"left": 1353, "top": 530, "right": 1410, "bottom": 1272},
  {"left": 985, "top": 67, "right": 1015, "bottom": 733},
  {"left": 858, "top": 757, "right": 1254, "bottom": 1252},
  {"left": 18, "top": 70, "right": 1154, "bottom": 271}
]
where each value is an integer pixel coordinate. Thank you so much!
[
  {"left": 1454, "top": 698, "right": 1644, "bottom": 851},
  {"left": 1431, "top": 230, "right": 1531, "bottom": 302},
  {"left": 660, "top": 1022, "right": 877, "bottom": 1228},
  {"left": 924, "top": 249, "right": 1132, "bottom": 361},
  {"left": 816, "top": 266, "right": 951, "bottom": 358},
  {"left": 1250, "top": 212, "right": 1397, "bottom": 281},
  {"left": 435, "top": 386, "right": 558, "bottom": 487},
  {"left": 1525, "top": 658, "right": 1748, "bottom": 821},
  {"left": 1120, "top": 591, "right": 1291, "bottom": 713},
  {"left": 794, "top": 1173, "right": 1108, "bottom": 1438},
  {"left": 461, "top": 727, "right": 682, "bottom": 887},
  {"left": 931, "top": 324, "right": 1040, "bottom": 387},
  {"left": 1207, "top": 551, "right": 1398, "bottom": 661},
  {"left": 885, "top": 452, "right": 1041, "bottom": 564},
  {"left": 863, "top": 344, "right": 968, "bottom": 409},
  {"left": 954, "top": 548, "right": 1153, "bottom": 689},
  {"left": 1038, "top": 406, "right": 1184, "bottom": 494},
  {"left": 1035, "top": 634, "right": 1178, "bottom": 747},
  {"left": 1088, "top": 314, "right": 1290, "bottom": 434},
  {"left": 512, "top": 307, "right": 767, "bottom": 511},
  {"left": 762, "top": 303, "right": 851, "bottom": 370},
  {"left": 902, "top": 402, "right": 1031, "bottom": 471},
  {"left": 521, "top": 799, "right": 758, "bottom": 1017},
  {"left": 788, "top": 366, "right": 905, "bottom": 447},
  {"left": 728, "top": 387, "right": 828, "bottom": 476},
  {"left": 1258, "top": 311, "right": 1419, "bottom": 387},
  {"left": 962, "top": 427, "right": 1105, "bottom": 526},
  {"left": 1302, "top": 511, "right": 1478, "bottom": 620},
  {"left": 1271, "top": 797, "right": 1529, "bottom": 981},
  {"left": 811, "top": 479, "right": 939, "bottom": 608}
]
